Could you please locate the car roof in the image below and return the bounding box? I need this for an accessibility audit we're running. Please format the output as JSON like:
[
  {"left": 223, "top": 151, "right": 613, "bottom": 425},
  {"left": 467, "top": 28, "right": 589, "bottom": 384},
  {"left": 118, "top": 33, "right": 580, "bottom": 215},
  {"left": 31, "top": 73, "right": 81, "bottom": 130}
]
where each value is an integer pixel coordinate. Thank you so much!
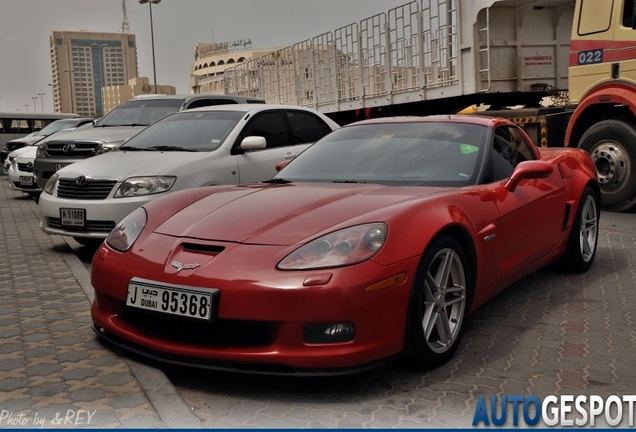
[
  {"left": 130, "top": 94, "right": 264, "bottom": 103},
  {"left": 177, "top": 104, "right": 330, "bottom": 115}
]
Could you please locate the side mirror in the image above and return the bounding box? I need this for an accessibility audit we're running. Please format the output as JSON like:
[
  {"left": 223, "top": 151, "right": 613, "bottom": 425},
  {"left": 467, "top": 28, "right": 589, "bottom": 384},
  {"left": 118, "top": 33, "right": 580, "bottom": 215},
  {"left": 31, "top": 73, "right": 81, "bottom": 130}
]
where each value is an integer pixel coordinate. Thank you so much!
[
  {"left": 504, "top": 161, "right": 553, "bottom": 192},
  {"left": 275, "top": 160, "right": 290, "bottom": 172},
  {"left": 240, "top": 136, "right": 267, "bottom": 151}
]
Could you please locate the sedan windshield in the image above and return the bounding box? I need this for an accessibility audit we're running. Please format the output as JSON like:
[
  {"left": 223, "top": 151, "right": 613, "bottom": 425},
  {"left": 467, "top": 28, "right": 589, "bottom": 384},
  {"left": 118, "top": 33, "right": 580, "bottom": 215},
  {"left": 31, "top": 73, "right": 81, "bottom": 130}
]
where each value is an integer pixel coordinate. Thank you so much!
[
  {"left": 120, "top": 110, "right": 244, "bottom": 152},
  {"left": 96, "top": 98, "right": 185, "bottom": 127},
  {"left": 275, "top": 122, "right": 488, "bottom": 186}
]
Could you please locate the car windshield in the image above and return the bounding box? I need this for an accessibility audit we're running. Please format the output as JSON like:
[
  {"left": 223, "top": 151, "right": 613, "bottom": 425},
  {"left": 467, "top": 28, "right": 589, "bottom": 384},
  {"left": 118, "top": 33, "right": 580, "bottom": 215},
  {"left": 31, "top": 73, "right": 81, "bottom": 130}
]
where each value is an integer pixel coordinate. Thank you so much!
[
  {"left": 120, "top": 110, "right": 244, "bottom": 152},
  {"left": 36, "top": 119, "right": 80, "bottom": 136},
  {"left": 275, "top": 122, "right": 488, "bottom": 186},
  {"left": 96, "top": 98, "right": 184, "bottom": 127}
]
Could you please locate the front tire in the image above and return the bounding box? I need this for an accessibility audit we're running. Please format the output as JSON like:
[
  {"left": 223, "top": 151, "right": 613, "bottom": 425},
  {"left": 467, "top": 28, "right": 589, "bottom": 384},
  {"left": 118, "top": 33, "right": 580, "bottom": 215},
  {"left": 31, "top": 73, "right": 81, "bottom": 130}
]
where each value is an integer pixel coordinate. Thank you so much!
[
  {"left": 578, "top": 120, "right": 636, "bottom": 211},
  {"left": 407, "top": 235, "right": 471, "bottom": 368},
  {"left": 562, "top": 186, "right": 600, "bottom": 272}
]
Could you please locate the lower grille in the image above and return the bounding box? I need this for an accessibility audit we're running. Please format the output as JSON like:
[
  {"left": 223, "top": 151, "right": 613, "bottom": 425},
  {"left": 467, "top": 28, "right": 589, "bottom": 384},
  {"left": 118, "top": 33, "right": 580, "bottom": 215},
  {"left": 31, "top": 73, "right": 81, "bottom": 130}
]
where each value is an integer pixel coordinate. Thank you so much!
[
  {"left": 12, "top": 181, "right": 38, "bottom": 190},
  {"left": 48, "top": 217, "right": 116, "bottom": 233},
  {"left": 122, "top": 307, "right": 273, "bottom": 347}
]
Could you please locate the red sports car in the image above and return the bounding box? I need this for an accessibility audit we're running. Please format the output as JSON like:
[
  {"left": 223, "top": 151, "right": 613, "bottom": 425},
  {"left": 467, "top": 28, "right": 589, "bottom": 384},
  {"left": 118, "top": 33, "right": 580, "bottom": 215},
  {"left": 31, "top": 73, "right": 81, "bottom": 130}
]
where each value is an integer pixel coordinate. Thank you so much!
[{"left": 91, "top": 115, "right": 599, "bottom": 375}]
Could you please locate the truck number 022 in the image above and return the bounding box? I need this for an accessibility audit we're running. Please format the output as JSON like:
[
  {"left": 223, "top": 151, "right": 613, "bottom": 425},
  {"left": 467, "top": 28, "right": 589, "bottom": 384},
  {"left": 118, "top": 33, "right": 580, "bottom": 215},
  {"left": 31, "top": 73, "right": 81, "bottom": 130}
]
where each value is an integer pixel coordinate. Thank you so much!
[{"left": 578, "top": 49, "right": 603, "bottom": 65}]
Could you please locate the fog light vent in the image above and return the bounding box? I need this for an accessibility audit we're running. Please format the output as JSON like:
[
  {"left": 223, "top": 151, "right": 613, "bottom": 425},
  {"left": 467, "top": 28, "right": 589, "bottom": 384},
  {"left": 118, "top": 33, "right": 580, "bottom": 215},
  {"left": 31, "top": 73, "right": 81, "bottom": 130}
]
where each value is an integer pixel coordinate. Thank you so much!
[{"left": 304, "top": 323, "right": 354, "bottom": 344}]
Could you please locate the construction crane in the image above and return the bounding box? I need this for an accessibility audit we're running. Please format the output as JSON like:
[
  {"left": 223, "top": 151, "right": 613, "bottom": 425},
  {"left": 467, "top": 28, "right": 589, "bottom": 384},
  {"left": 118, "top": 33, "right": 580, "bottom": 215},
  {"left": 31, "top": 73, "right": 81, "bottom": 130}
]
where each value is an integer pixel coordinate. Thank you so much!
[{"left": 119, "top": 0, "right": 131, "bottom": 33}]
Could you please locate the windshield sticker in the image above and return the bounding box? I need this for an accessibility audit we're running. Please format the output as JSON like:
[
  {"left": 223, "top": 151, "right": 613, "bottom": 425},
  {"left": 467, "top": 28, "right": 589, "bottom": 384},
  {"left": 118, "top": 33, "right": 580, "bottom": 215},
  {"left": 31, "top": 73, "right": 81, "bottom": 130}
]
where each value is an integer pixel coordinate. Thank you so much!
[
  {"left": 460, "top": 144, "right": 479, "bottom": 154},
  {"left": 458, "top": 173, "right": 469, "bottom": 180}
]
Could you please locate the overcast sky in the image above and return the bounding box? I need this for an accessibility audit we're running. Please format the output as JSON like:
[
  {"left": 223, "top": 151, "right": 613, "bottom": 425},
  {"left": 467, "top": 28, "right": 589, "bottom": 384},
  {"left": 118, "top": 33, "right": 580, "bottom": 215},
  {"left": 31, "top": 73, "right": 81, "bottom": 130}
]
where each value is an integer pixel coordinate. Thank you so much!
[{"left": 0, "top": 0, "right": 409, "bottom": 113}]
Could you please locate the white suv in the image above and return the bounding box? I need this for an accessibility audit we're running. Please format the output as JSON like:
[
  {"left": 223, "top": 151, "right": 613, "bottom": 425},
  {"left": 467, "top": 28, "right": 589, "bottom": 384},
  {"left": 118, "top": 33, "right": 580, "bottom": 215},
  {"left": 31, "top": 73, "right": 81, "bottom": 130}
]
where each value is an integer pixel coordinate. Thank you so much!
[{"left": 38, "top": 104, "right": 339, "bottom": 245}]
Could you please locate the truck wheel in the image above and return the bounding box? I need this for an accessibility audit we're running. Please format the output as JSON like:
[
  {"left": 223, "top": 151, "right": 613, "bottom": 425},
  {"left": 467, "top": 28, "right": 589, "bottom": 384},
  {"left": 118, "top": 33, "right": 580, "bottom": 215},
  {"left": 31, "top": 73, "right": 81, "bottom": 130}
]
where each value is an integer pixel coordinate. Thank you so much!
[{"left": 578, "top": 120, "right": 636, "bottom": 211}]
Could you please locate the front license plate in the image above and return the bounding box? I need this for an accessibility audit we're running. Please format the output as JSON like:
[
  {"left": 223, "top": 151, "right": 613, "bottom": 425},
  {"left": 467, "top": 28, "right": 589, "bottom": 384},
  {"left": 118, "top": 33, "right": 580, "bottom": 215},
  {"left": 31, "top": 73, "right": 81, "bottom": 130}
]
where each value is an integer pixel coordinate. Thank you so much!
[
  {"left": 126, "top": 282, "right": 213, "bottom": 321},
  {"left": 60, "top": 208, "right": 85, "bottom": 227},
  {"left": 55, "top": 163, "right": 71, "bottom": 171},
  {"left": 19, "top": 176, "right": 33, "bottom": 186}
]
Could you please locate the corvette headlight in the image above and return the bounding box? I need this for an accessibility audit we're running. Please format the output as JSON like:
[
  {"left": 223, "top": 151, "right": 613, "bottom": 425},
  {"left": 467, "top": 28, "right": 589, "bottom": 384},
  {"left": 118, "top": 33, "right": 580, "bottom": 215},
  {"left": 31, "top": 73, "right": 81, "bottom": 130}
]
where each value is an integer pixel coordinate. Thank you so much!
[
  {"left": 114, "top": 176, "right": 176, "bottom": 198},
  {"left": 105, "top": 207, "right": 147, "bottom": 252},
  {"left": 278, "top": 223, "right": 388, "bottom": 270},
  {"left": 36, "top": 143, "right": 47, "bottom": 158},
  {"left": 43, "top": 173, "right": 59, "bottom": 195}
]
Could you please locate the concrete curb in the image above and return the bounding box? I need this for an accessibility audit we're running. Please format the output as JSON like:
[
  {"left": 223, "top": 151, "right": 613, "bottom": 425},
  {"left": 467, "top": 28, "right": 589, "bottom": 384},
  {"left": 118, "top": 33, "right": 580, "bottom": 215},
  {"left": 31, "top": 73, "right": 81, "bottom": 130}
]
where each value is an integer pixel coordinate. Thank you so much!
[{"left": 27, "top": 198, "right": 203, "bottom": 429}]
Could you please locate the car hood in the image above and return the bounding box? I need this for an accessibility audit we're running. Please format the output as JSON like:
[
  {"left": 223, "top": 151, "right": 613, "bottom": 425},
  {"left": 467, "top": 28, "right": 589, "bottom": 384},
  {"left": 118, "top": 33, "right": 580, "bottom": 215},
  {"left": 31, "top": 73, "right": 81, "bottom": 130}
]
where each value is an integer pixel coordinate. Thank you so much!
[
  {"left": 13, "top": 146, "right": 38, "bottom": 160},
  {"left": 7, "top": 136, "right": 44, "bottom": 146},
  {"left": 56, "top": 151, "right": 204, "bottom": 180},
  {"left": 42, "top": 125, "right": 144, "bottom": 144},
  {"left": 154, "top": 183, "right": 447, "bottom": 246}
]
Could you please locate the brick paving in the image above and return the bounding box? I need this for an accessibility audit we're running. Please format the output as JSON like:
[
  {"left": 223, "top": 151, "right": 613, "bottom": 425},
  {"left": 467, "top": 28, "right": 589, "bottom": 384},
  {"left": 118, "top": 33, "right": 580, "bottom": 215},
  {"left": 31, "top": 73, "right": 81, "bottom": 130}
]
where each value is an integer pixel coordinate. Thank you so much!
[{"left": 0, "top": 177, "right": 201, "bottom": 428}]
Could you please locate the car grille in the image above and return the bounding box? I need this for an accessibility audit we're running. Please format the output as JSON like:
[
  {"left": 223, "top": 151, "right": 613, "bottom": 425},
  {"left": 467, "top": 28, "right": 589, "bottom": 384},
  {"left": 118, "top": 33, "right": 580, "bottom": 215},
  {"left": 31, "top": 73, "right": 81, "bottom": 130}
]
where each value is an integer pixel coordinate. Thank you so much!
[
  {"left": 46, "top": 140, "right": 100, "bottom": 157},
  {"left": 123, "top": 307, "right": 273, "bottom": 347},
  {"left": 18, "top": 163, "right": 33, "bottom": 173},
  {"left": 56, "top": 178, "right": 117, "bottom": 200},
  {"left": 48, "top": 217, "right": 116, "bottom": 233}
]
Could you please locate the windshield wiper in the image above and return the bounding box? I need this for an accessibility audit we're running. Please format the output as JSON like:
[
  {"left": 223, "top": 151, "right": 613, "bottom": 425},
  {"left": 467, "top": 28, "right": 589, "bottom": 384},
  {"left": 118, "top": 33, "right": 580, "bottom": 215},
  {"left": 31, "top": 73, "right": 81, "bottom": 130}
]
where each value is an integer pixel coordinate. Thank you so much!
[
  {"left": 262, "top": 178, "right": 291, "bottom": 184},
  {"left": 119, "top": 146, "right": 146, "bottom": 151},
  {"left": 146, "top": 145, "right": 196, "bottom": 152},
  {"left": 331, "top": 180, "right": 367, "bottom": 183}
]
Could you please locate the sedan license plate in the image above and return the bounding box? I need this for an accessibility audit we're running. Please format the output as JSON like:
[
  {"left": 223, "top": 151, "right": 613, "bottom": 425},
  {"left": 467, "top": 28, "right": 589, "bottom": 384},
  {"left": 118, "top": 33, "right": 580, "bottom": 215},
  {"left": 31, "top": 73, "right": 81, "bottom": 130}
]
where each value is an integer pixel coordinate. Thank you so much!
[
  {"left": 60, "top": 208, "right": 85, "bottom": 227},
  {"left": 55, "top": 163, "right": 71, "bottom": 171},
  {"left": 19, "top": 176, "right": 33, "bottom": 186},
  {"left": 126, "top": 282, "right": 213, "bottom": 321}
]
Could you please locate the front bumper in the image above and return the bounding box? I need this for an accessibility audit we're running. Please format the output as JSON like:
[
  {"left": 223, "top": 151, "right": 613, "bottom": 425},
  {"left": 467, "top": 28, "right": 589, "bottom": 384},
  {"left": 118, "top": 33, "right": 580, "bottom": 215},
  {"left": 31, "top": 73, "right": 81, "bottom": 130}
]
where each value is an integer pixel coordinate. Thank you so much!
[
  {"left": 90, "top": 237, "right": 419, "bottom": 373},
  {"left": 38, "top": 190, "right": 155, "bottom": 239}
]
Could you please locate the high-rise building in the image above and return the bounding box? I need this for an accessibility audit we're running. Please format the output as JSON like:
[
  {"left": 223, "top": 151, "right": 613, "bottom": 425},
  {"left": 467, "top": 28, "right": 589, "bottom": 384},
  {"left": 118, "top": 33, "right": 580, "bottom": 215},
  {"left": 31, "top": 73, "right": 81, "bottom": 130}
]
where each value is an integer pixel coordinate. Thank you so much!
[{"left": 50, "top": 30, "right": 139, "bottom": 116}]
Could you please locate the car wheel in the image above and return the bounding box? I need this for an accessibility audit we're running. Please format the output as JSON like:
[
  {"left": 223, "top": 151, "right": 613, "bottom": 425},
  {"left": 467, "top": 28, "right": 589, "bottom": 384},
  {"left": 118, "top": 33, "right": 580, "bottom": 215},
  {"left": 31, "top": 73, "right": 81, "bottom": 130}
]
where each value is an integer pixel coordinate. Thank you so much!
[
  {"left": 562, "top": 186, "right": 599, "bottom": 272},
  {"left": 578, "top": 120, "right": 636, "bottom": 211},
  {"left": 407, "top": 235, "right": 470, "bottom": 368}
]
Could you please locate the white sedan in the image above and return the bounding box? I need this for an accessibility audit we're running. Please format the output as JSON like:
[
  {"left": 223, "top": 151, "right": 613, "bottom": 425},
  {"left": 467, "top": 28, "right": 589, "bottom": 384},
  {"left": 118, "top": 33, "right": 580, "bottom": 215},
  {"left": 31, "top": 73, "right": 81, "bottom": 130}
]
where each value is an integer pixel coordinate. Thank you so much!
[
  {"left": 7, "top": 146, "right": 40, "bottom": 197},
  {"left": 38, "top": 104, "right": 339, "bottom": 245}
]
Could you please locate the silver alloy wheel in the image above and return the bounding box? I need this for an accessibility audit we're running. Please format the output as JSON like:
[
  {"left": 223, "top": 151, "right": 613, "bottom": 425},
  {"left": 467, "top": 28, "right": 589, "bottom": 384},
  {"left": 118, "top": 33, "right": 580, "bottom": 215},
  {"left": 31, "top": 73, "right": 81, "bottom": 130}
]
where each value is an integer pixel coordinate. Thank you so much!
[
  {"left": 421, "top": 247, "right": 467, "bottom": 354},
  {"left": 579, "top": 194, "right": 599, "bottom": 263}
]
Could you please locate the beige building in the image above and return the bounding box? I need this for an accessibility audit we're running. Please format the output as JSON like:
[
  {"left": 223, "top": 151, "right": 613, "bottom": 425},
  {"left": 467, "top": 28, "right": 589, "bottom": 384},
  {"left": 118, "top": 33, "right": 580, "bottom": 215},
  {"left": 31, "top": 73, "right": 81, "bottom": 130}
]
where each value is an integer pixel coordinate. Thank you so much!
[
  {"left": 102, "top": 76, "right": 176, "bottom": 114},
  {"left": 50, "top": 30, "right": 139, "bottom": 117},
  {"left": 189, "top": 40, "right": 279, "bottom": 95}
]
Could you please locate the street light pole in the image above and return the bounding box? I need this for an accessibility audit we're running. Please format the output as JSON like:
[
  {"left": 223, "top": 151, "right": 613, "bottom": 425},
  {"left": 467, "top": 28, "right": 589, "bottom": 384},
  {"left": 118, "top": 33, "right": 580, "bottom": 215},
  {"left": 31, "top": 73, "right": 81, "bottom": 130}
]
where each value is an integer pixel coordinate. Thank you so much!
[
  {"left": 139, "top": 0, "right": 161, "bottom": 94},
  {"left": 31, "top": 97, "right": 38, "bottom": 113},
  {"left": 38, "top": 92, "right": 45, "bottom": 113},
  {"left": 24, "top": 104, "right": 29, "bottom": 113}
]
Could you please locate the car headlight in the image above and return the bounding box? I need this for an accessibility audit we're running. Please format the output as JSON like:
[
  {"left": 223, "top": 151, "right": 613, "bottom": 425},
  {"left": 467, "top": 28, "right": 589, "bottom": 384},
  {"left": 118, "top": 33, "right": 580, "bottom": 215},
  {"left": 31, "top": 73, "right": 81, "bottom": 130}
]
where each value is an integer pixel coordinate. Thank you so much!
[
  {"left": 105, "top": 207, "right": 147, "bottom": 252},
  {"left": 36, "top": 143, "right": 47, "bottom": 158},
  {"left": 278, "top": 223, "right": 388, "bottom": 270},
  {"left": 114, "top": 176, "right": 176, "bottom": 198},
  {"left": 96, "top": 141, "right": 124, "bottom": 155},
  {"left": 43, "top": 173, "right": 59, "bottom": 195}
]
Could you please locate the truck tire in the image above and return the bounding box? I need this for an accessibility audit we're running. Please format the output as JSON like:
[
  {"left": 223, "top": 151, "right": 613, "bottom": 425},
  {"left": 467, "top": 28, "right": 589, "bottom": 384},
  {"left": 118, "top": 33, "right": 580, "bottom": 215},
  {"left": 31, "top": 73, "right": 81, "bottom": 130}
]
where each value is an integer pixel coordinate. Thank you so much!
[{"left": 578, "top": 120, "right": 636, "bottom": 211}]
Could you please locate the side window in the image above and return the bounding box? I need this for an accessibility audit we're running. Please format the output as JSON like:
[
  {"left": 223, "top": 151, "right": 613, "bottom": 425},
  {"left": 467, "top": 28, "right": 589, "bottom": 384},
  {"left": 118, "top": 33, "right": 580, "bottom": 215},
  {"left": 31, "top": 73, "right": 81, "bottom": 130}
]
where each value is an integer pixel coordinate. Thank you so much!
[
  {"left": 9, "top": 119, "right": 29, "bottom": 134},
  {"left": 240, "top": 111, "right": 290, "bottom": 149},
  {"left": 185, "top": 99, "right": 212, "bottom": 109},
  {"left": 487, "top": 126, "right": 534, "bottom": 182},
  {"left": 285, "top": 110, "right": 332, "bottom": 144}
]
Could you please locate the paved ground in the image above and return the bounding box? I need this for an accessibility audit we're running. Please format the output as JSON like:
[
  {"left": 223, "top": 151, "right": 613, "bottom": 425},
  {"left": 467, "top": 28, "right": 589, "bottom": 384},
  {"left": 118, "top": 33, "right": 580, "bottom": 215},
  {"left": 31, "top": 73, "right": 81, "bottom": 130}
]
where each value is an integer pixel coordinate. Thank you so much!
[
  {"left": 2, "top": 174, "right": 635, "bottom": 428},
  {"left": 0, "top": 177, "right": 203, "bottom": 429}
]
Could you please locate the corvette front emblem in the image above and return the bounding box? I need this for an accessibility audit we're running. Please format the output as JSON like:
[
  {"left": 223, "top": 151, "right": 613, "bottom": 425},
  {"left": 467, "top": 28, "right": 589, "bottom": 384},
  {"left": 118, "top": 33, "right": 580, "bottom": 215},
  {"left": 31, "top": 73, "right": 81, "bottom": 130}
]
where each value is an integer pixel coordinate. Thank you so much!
[{"left": 171, "top": 261, "right": 200, "bottom": 273}]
